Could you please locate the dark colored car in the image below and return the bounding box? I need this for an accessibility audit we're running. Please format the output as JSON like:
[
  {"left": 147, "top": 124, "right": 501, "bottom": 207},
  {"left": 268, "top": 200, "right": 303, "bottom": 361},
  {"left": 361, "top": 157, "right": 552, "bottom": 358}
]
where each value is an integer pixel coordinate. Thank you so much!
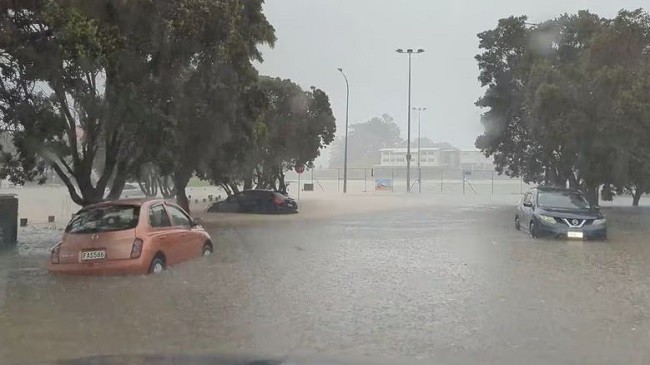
[
  {"left": 206, "top": 190, "right": 298, "bottom": 214},
  {"left": 515, "top": 186, "right": 607, "bottom": 240}
]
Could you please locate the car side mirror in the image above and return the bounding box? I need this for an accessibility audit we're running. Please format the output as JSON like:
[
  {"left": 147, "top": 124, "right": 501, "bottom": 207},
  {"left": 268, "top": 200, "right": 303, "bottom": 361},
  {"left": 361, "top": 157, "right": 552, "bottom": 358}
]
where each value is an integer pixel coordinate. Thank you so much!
[
  {"left": 593, "top": 205, "right": 600, "bottom": 210},
  {"left": 191, "top": 217, "right": 203, "bottom": 227},
  {"left": 523, "top": 202, "right": 533, "bottom": 208}
]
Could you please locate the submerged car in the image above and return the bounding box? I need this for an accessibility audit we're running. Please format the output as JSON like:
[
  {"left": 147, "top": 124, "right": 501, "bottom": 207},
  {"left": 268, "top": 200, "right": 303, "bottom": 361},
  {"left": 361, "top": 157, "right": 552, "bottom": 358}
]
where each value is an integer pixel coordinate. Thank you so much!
[
  {"left": 206, "top": 190, "right": 298, "bottom": 214},
  {"left": 515, "top": 186, "right": 607, "bottom": 240},
  {"left": 49, "top": 199, "right": 213, "bottom": 275}
]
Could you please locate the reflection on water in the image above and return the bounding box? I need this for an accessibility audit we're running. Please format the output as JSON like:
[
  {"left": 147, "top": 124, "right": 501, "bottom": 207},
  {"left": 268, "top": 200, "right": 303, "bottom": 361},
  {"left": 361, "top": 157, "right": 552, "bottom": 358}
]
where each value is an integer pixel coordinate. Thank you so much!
[{"left": 1, "top": 206, "right": 650, "bottom": 365}]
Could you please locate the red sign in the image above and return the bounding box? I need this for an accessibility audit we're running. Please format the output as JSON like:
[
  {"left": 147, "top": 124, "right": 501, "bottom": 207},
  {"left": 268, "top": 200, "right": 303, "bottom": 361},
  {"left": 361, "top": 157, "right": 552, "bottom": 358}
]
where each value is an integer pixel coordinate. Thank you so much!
[{"left": 295, "top": 164, "right": 305, "bottom": 174}]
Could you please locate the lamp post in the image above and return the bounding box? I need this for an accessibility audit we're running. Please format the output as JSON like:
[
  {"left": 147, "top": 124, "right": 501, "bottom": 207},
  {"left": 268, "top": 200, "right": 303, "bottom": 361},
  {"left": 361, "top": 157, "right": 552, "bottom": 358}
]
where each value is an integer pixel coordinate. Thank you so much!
[
  {"left": 396, "top": 48, "right": 425, "bottom": 192},
  {"left": 412, "top": 106, "right": 427, "bottom": 193},
  {"left": 338, "top": 68, "right": 350, "bottom": 194}
]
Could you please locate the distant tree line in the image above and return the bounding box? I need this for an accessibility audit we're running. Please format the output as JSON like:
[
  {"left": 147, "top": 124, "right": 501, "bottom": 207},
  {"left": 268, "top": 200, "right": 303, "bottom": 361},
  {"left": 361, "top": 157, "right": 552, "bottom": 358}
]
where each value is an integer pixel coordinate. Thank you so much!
[
  {"left": 476, "top": 9, "right": 650, "bottom": 205},
  {"left": 0, "top": 0, "right": 335, "bottom": 211},
  {"left": 328, "top": 114, "right": 455, "bottom": 168}
]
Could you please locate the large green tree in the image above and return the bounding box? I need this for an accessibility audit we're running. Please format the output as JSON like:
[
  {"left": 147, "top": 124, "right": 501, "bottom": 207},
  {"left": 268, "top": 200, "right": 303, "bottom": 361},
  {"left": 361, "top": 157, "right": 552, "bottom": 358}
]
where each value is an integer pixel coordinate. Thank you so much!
[
  {"left": 203, "top": 76, "right": 336, "bottom": 194},
  {"left": 475, "top": 9, "right": 650, "bottom": 205},
  {"left": 0, "top": 0, "right": 275, "bottom": 209}
]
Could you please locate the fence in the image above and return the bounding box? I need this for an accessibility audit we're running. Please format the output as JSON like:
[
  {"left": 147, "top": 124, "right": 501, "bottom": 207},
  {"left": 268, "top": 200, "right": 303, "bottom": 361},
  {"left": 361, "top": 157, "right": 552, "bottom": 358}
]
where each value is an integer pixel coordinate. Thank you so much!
[{"left": 284, "top": 167, "right": 531, "bottom": 195}]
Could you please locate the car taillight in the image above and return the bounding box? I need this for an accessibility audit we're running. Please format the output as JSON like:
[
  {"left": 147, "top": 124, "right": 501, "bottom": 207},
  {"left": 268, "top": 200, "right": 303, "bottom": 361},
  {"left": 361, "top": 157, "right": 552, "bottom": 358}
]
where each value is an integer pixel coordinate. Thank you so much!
[
  {"left": 273, "top": 197, "right": 284, "bottom": 206},
  {"left": 51, "top": 244, "right": 61, "bottom": 264},
  {"left": 131, "top": 238, "right": 143, "bottom": 259}
]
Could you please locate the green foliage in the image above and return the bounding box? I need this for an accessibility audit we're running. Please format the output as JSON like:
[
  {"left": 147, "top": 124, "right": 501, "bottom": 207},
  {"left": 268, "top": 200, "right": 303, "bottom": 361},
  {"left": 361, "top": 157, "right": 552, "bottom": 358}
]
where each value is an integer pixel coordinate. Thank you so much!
[
  {"left": 476, "top": 9, "right": 650, "bottom": 204},
  {"left": 0, "top": 0, "right": 276, "bottom": 209},
  {"left": 202, "top": 76, "right": 337, "bottom": 193}
]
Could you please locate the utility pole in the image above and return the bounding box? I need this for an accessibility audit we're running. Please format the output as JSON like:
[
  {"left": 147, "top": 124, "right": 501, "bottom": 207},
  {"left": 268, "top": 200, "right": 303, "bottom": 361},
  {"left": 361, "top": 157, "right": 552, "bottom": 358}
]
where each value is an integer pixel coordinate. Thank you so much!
[{"left": 396, "top": 48, "right": 425, "bottom": 192}]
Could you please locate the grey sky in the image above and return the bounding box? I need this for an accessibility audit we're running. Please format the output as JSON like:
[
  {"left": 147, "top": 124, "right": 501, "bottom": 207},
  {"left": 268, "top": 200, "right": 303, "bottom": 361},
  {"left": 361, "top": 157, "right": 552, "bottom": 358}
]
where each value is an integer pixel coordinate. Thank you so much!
[{"left": 254, "top": 0, "right": 647, "bottom": 158}]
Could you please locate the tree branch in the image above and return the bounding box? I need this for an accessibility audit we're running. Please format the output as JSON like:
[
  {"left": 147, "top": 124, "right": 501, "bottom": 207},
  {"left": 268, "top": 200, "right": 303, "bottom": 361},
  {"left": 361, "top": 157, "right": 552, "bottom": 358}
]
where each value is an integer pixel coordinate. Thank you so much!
[{"left": 49, "top": 161, "right": 84, "bottom": 206}]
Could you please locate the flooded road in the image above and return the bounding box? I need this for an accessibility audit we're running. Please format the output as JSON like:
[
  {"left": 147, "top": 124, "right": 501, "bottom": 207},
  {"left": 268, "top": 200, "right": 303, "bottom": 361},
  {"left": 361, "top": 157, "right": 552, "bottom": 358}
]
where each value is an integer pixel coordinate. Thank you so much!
[{"left": 1, "top": 200, "right": 650, "bottom": 364}]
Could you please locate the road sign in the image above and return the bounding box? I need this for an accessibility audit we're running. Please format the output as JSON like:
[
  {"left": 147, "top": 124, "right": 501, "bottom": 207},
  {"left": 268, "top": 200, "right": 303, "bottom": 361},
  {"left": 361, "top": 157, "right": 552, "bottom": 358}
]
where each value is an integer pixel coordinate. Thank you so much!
[{"left": 295, "top": 164, "right": 305, "bottom": 174}]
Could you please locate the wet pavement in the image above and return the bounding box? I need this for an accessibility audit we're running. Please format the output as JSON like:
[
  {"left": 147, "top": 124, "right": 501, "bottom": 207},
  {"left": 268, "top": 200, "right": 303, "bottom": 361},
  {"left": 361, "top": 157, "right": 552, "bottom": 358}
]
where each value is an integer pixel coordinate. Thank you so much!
[{"left": 1, "top": 199, "right": 650, "bottom": 364}]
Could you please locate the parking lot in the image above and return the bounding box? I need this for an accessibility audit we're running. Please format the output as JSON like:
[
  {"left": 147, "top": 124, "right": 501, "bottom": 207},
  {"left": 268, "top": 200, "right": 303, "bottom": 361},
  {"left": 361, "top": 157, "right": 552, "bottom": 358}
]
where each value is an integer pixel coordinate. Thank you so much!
[{"left": 1, "top": 193, "right": 650, "bottom": 364}]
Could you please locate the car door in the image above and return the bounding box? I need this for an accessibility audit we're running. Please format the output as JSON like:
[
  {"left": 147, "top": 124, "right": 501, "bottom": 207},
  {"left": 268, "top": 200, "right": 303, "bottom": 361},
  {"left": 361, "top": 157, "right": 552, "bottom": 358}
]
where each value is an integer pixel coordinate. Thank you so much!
[
  {"left": 252, "top": 191, "right": 273, "bottom": 213},
  {"left": 521, "top": 191, "right": 534, "bottom": 225},
  {"left": 147, "top": 204, "right": 177, "bottom": 263},
  {"left": 239, "top": 192, "right": 257, "bottom": 212},
  {"left": 165, "top": 204, "right": 203, "bottom": 261}
]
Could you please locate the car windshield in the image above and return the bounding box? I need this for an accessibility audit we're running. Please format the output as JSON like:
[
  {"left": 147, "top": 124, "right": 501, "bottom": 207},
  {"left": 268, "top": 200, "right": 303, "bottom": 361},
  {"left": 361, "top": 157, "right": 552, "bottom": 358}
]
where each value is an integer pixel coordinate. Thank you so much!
[
  {"left": 537, "top": 191, "right": 591, "bottom": 209},
  {"left": 66, "top": 205, "right": 140, "bottom": 234}
]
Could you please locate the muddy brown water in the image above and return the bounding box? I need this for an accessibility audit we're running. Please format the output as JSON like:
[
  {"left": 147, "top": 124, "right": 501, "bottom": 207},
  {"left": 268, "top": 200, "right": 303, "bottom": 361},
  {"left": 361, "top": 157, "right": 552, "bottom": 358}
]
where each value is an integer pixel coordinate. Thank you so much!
[{"left": 1, "top": 201, "right": 650, "bottom": 365}]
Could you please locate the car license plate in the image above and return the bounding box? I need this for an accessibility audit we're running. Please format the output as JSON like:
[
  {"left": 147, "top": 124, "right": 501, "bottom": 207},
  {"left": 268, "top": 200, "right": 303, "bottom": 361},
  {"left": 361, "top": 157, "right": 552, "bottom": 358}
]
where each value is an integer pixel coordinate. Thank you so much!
[
  {"left": 81, "top": 250, "right": 106, "bottom": 261},
  {"left": 567, "top": 231, "right": 584, "bottom": 239}
]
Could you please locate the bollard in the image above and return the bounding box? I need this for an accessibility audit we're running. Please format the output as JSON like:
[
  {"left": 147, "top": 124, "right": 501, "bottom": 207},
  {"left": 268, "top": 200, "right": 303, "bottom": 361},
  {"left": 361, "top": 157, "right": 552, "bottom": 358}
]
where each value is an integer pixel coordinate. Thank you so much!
[
  {"left": 20, "top": 218, "right": 28, "bottom": 227},
  {"left": 208, "top": 195, "right": 213, "bottom": 202},
  {"left": 188, "top": 195, "right": 192, "bottom": 200},
  {"left": 194, "top": 199, "right": 199, "bottom": 204},
  {"left": 202, "top": 198, "right": 207, "bottom": 203},
  {"left": 48, "top": 215, "right": 55, "bottom": 223}
]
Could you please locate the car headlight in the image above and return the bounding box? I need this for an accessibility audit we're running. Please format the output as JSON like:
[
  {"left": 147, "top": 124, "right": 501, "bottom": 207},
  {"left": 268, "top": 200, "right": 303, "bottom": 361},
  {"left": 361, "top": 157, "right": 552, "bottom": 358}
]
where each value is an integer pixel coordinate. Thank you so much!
[
  {"left": 538, "top": 215, "right": 556, "bottom": 224},
  {"left": 593, "top": 218, "right": 606, "bottom": 226}
]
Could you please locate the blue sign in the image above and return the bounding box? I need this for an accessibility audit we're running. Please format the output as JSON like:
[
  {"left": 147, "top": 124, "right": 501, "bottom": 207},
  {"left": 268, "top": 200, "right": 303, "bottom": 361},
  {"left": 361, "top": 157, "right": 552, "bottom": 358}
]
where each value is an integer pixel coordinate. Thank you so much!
[{"left": 375, "top": 179, "right": 393, "bottom": 191}]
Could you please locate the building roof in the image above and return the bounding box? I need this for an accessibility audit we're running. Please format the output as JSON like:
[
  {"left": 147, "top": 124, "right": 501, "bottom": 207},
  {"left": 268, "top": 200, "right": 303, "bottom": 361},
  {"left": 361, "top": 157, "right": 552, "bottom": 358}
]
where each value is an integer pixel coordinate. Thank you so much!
[{"left": 379, "top": 147, "right": 439, "bottom": 152}]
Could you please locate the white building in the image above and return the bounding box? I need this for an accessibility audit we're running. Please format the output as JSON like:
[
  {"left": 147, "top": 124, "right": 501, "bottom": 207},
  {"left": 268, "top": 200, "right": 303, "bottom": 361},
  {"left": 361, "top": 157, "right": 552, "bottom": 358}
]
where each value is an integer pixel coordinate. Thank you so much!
[
  {"left": 459, "top": 150, "right": 494, "bottom": 171},
  {"left": 378, "top": 148, "right": 494, "bottom": 171},
  {"left": 378, "top": 148, "right": 459, "bottom": 168}
]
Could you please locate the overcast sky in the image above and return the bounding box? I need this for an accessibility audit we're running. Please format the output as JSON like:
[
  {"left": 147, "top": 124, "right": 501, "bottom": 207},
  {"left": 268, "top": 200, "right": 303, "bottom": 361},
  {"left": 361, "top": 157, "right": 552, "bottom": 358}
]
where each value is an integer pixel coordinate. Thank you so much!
[{"left": 254, "top": 0, "right": 647, "bottom": 162}]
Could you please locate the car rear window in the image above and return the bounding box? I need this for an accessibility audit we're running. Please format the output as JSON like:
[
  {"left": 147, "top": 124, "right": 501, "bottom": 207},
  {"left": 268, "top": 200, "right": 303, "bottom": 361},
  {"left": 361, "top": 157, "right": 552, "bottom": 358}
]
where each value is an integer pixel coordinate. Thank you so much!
[{"left": 66, "top": 205, "right": 140, "bottom": 234}]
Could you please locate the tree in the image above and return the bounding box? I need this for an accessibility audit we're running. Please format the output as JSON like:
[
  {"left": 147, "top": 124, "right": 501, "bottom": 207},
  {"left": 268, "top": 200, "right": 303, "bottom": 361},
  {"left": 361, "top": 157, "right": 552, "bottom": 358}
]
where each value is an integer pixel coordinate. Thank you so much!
[
  {"left": 252, "top": 77, "right": 335, "bottom": 191},
  {"left": 328, "top": 114, "right": 402, "bottom": 168},
  {"left": 0, "top": 0, "right": 276, "bottom": 210},
  {"left": 0, "top": 0, "right": 182, "bottom": 205},
  {"left": 474, "top": 10, "right": 650, "bottom": 204},
  {"left": 146, "top": 0, "right": 276, "bottom": 212},
  {"left": 201, "top": 76, "right": 336, "bottom": 194}
]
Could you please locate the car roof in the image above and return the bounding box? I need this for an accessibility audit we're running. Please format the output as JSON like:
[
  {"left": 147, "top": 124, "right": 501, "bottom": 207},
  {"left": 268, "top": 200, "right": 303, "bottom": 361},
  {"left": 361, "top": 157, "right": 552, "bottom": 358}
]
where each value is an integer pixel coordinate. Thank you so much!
[
  {"left": 533, "top": 186, "right": 583, "bottom": 194},
  {"left": 239, "top": 189, "right": 275, "bottom": 194},
  {"left": 81, "top": 198, "right": 164, "bottom": 211}
]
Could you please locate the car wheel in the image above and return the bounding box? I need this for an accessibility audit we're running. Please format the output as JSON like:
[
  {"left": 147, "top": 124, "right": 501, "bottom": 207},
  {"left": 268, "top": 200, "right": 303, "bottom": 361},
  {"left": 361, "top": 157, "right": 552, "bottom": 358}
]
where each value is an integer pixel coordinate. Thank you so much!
[
  {"left": 515, "top": 216, "right": 521, "bottom": 230},
  {"left": 149, "top": 256, "right": 166, "bottom": 274},
  {"left": 529, "top": 222, "right": 538, "bottom": 239},
  {"left": 202, "top": 243, "right": 213, "bottom": 257}
]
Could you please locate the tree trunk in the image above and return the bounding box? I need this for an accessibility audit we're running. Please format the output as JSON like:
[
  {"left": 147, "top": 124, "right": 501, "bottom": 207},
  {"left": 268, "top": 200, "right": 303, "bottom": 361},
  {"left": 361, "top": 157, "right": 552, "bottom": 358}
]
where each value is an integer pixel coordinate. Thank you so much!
[
  {"left": 107, "top": 173, "right": 128, "bottom": 201},
  {"left": 77, "top": 181, "right": 104, "bottom": 206},
  {"left": 137, "top": 165, "right": 159, "bottom": 197},
  {"left": 243, "top": 171, "right": 253, "bottom": 191},
  {"left": 633, "top": 189, "right": 643, "bottom": 207},
  {"left": 220, "top": 183, "right": 233, "bottom": 196},
  {"left": 173, "top": 172, "right": 191, "bottom": 213},
  {"left": 228, "top": 181, "right": 240, "bottom": 194},
  {"left": 568, "top": 173, "right": 579, "bottom": 191},
  {"left": 158, "top": 175, "right": 175, "bottom": 198},
  {"left": 584, "top": 185, "right": 599, "bottom": 206},
  {"left": 277, "top": 172, "right": 285, "bottom": 192}
]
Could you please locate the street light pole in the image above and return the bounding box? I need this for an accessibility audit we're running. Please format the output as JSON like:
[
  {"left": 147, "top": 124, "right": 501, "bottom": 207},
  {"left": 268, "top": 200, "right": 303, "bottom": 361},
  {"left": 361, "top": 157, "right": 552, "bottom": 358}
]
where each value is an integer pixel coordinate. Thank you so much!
[
  {"left": 338, "top": 68, "right": 350, "bottom": 194},
  {"left": 412, "top": 106, "right": 427, "bottom": 193},
  {"left": 396, "top": 48, "right": 424, "bottom": 193}
]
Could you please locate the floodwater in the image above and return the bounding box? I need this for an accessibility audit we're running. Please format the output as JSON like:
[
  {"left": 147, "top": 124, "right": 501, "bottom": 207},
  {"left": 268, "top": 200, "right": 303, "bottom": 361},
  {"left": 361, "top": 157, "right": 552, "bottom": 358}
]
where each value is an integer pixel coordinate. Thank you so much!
[{"left": 1, "top": 197, "right": 650, "bottom": 365}]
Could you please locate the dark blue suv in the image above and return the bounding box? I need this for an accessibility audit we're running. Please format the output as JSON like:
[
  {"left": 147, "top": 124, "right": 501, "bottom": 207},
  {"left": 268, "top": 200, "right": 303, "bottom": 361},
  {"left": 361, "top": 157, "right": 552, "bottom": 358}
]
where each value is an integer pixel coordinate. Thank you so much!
[{"left": 515, "top": 186, "right": 607, "bottom": 240}]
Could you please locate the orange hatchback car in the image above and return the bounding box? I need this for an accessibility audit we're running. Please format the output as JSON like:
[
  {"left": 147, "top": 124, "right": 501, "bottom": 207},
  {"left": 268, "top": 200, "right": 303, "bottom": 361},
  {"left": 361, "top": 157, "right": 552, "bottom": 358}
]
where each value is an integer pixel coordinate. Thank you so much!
[{"left": 49, "top": 199, "right": 213, "bottom": 275}]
